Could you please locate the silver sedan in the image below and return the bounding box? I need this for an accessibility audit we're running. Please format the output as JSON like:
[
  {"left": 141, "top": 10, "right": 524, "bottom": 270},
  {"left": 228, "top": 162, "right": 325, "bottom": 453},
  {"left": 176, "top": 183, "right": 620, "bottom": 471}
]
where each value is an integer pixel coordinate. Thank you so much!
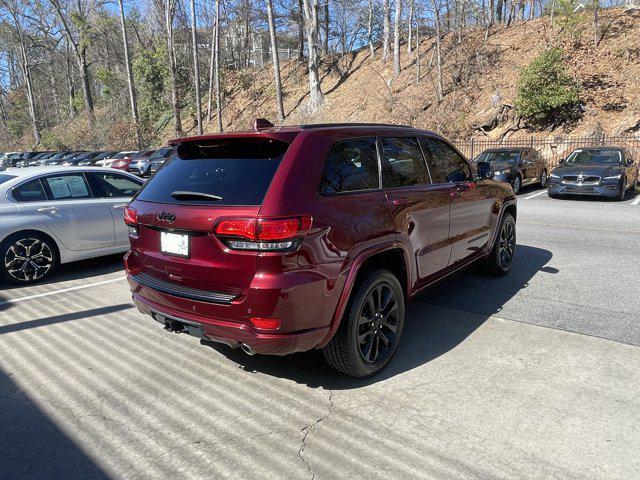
[{"left": 0, "top": 166, "right": 144, "bottom": 283}]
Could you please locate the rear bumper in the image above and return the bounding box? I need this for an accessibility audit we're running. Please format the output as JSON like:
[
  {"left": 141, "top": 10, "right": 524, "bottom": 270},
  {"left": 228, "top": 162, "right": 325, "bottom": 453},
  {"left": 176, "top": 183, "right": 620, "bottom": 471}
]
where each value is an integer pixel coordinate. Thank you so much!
[{"left": 131, "top": 291, "right": 329, "bottom": 355}]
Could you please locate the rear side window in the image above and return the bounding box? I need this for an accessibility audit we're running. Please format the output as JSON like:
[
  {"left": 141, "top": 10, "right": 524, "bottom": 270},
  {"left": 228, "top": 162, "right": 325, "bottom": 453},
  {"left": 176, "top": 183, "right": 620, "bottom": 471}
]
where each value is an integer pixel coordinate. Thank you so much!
[
  {"left": 420, "top": 138, "right": 472, "bottom": 183},
  {"left": 381, "top": 137, "right": 431, "bottom": 188},
  {"left": 42, "top": 174, "right": 92, "bottom": 200},
  {"left": 87, "top": 172, "right": 143, "bottom": 198},
  {"left": 320, "top": 138, "right": 379, "bottom": 195},
  {"left": 136, "top": 138, "right": 289, "bottom": 205},
  {"left": 13, "top": 179, "right": 46, "bottom": 202}
]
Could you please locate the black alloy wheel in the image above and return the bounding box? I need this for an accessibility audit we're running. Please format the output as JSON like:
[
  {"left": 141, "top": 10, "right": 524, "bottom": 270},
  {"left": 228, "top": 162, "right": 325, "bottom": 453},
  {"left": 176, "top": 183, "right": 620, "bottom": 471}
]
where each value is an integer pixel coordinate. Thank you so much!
[
  {"left": 540, "top": 170, "right": 548, "bottom": 187},
  {"left": 2, "top": 234, "right": 56, "bottom": 283},
  {"left": 618, "top": 177, "right": 627, "bottom": 201},
  {"left": 485, "top": 213, "right": 516, "bottom": 276},
  {"left": 323, "top": 270, "right": 405, "bottom": 377},
  {"left": 511, "top": 175, "right": 521, "bottom": 194}
]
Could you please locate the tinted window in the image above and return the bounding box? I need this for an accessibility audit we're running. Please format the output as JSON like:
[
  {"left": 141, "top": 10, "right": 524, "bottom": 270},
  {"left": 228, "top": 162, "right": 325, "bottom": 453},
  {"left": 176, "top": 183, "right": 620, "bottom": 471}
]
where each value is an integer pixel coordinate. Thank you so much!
[
  {"left": 42, "top": 174, "right": 92, "bottom": 200},
  {"left": 0, "top": 174, "right": 16, "bottom": 185},
  {"left": 420, "top": 138, "right": 472, "bottom": 183},
  {"left": 13, "top": 179, "right": 46, "bottom": 202},
  {"left": 381, "top": 137, "right": 430, "bottom": 188},
  {"left": 87, "top": 172, "right": 143, "bottom": 198},
  {"left": 136, "top": 138, "right": 288, "bottom": 205},
  {"left": 320, "top": 138, "right": 379, "bottom": 195}
]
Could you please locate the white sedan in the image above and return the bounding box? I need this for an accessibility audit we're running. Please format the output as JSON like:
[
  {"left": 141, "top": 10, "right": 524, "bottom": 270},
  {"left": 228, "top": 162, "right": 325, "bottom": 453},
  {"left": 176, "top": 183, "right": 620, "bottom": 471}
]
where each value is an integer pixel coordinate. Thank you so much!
[{"left": 0, "top": 166, "right": 144, "bottom": 283}]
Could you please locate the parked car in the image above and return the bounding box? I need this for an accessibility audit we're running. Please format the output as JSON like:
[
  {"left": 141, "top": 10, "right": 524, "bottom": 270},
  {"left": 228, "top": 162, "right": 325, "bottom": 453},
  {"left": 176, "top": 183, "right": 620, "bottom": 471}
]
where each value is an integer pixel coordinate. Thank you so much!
[
  {"left": 473, "top": 147, "right": 548, "bottom": 194},
  {"left": 125, "top": 122, "right": 517, "bottom": 377},
  {"left": 97, "top": 151, "right": 137, "bottom": 168},
  {"left": 62, "top": 151, "right": 102, "bottom": 166},
  {"left": 28, "top": 152, "right": 56, "bottom": 166},
  {"left": 78, "top": 151, "right": 117, "bottom": 166},
  {"left": 548, "top": 147, "right": 638, "bottom": 200},
  {"left": 0, "top": 152, "right": 21, "bottom": 169},
  {"left": 40, "top": 151, "right": 72, "bottom": 166},
  {"left": 14, "top": 152, "right": 42, "bottom": 168},
  {"left": 126, "top": 150, "right": 156, "bottom": 174},
  {"left": 148, "top": 149, "right": 175, "bottom": 176},
  {"left": 0, "top": 166, "right": 144, "bottom": 283}
]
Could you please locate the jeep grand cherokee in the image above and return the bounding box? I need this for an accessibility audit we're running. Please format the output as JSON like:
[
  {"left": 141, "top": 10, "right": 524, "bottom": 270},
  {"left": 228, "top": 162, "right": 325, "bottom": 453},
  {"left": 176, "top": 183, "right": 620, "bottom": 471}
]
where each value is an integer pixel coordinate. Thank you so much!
[{"left": 125, "top": 121, "right": 517, "bottom": 377}]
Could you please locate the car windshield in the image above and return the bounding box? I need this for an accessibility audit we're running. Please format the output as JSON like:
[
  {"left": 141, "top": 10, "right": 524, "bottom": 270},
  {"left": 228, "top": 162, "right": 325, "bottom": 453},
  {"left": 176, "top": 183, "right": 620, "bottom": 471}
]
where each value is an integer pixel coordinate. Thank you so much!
[
  {"left": 565, "top": 149, "right": 623, "bottom": 164},
  {"left": 474, "top": 151, "right": 520, "bottom": 163},
  {"left": 0, "top": 174, "right": 16, "bottom": 184}
]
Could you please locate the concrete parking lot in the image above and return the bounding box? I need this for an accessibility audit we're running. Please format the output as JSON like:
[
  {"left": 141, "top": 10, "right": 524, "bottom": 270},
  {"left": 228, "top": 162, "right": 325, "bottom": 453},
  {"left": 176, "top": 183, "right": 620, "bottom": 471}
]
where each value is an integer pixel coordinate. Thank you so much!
[{"left": 1, "top": 187, "right": 640, "bottom": 479}]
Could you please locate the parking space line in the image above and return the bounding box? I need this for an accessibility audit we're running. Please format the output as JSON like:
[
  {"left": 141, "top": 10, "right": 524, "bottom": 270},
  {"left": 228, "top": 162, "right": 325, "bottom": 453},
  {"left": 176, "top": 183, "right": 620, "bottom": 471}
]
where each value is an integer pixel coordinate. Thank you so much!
[
  {"left": 632, "top": 196, "right": 640, "bottom": 206},
  {"left": 0, "top": 277, "right": 126, "bottom": 307},
  {"left": 524, "top": 190, "right": 548, "bottom": 200}
]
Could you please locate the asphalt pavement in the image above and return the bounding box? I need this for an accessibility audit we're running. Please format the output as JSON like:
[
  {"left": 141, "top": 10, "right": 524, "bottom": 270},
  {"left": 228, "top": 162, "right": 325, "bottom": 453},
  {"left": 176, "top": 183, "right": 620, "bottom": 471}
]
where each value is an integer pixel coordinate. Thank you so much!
[{"left": 1, "top": 186, "right": 639, "bottom": 479}]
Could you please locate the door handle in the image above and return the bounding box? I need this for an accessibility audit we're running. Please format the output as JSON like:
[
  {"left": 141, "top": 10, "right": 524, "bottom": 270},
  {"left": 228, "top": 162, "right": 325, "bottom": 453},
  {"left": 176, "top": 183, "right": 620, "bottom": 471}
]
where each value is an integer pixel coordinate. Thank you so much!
[
  {"left": 113, "top": 204, "right": 129, "bottom": 210},
  {"left": 37, "top": 206, "right": 58, "bottom": 214},
  {"left": 449, "top": 182, "right": 474, "bottom": 198}
]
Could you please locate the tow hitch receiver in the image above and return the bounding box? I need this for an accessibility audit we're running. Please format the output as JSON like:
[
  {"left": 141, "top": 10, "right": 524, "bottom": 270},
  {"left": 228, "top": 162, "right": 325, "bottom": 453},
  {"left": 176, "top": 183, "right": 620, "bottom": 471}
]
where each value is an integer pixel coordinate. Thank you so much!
[{"left": 152, "top": 311, "right": 207, "bottom": 339}]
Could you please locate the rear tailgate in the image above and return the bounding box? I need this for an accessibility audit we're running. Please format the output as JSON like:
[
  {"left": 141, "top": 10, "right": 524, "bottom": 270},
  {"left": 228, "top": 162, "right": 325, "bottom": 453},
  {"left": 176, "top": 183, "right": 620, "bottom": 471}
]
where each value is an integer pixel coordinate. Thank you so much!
[{"left": 127, "top": 135, "right": 294, "bottom": 300}]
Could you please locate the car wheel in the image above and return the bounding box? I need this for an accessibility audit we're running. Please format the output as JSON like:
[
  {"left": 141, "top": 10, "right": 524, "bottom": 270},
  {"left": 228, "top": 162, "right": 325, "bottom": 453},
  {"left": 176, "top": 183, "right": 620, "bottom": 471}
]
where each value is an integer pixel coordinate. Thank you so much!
[
  {"left": 548, "top": 192, "right": 560, "bottom": 199},
  {"left": 540, "top": 170, "right": 548, "bottom": 187},
  {"left": 618, "top": 178, "right": 627, "bottom": 201},
  {"left": 511, "top": 175, "right": 521, "bottom": 194},
  {"left": 484, "top": 213, "right": 516, "bottom": 277},
  {"left": 323, "top": 270, "right": 405, "bottom": 378},
  {"left": 1, "top": 233, "right": 57, "bottom": 284}
]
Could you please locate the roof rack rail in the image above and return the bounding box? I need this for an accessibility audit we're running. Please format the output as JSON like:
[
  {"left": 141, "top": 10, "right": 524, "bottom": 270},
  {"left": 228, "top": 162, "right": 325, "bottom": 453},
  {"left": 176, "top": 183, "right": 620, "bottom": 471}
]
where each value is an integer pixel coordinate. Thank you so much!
[{"left": 298, "top": 123, "right": 415, "bottom": 130}]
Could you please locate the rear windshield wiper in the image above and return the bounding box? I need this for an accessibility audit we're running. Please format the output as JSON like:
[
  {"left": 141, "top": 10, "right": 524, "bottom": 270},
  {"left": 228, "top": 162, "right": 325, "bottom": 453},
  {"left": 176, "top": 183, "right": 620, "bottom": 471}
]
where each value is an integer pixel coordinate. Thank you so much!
[{"left": 171, "top": 191, "right": 223, "bottom": 201}]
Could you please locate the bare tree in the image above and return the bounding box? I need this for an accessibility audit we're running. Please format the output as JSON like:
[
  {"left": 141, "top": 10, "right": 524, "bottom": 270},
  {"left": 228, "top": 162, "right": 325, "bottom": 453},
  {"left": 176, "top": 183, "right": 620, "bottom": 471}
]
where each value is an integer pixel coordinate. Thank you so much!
[
  {"left": 301, "top": 0, "right": 323, "bottom": 111},
  {"left": 161, "top": 0, "right": 182, "bottom": 136},
  {"left": 2, "top": 0, "right": 40, "bottom": 143},
  {"left": 414, "top": 10, "right": 421, "bottom": 84},
  {"left": 49, "top": 0, "right": 95, "bottom": 124},
  {"left": 297, "top": 0, "right": 304, "bottom": 60},
  {"left": 266, "top": 0, "right": 285, "bottom": 121},
  {"left": 431, "top": 0, "right": 443, "bottom": 101},
  {"left": 382, "top": 0, "right": 390, "bottom": 61},
  {"left": 407, "top": 0, "right": 414, "bottom": 54},
  {"left": 323, "top": 0, "right": 329, "bottom": 54},
  {"left": 367, "top": 0, "right": 375, "bottom": 57},
  {"left": 117, "top": 0, "right": 140, "bottom": 147},
  {"left": 214, "top": 0, "right": 223, "bottom": 131},
  {"left": 190, "top": 0, "right": 202, "bottom": 135},
  {"left": 393, "top": 0, "right": 402, "bottom": 76}
]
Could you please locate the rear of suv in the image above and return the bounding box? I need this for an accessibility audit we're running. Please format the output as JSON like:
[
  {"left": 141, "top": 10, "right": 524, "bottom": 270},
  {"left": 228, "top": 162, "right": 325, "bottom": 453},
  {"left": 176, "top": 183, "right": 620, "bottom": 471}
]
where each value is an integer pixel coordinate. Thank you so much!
[{"left": 125, "top": 122, "right": 517, "bottom": 377}]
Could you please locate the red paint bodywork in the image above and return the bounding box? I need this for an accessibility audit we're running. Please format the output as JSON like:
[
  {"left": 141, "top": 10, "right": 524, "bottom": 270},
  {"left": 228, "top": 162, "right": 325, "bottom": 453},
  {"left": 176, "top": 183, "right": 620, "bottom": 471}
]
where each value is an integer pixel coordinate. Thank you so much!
[{"left": 125, "top": 125, "right": 516, "bottom": 355}]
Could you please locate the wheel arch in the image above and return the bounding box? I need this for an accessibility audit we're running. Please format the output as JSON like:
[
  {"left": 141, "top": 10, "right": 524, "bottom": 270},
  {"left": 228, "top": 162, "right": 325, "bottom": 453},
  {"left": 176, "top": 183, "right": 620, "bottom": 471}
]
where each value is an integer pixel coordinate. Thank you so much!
[
  {"left": 1, "top": 228, "right": 62, "bottom": 264},
  {"left": 316, "top": 243, "right": 411, "bottom": 348}
]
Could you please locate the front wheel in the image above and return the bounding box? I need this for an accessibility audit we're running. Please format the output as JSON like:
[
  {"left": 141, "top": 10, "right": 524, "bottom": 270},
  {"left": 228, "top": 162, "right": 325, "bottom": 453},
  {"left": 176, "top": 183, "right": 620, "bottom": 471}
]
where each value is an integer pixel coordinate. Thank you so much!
[
  {"left": 1, "top": 233, "right": 57, "bottom": 283},
  {"left": 484, "top": 213, "right": 516, "bottom": 276},
  {"left": 511, "top": 175, "right": 522, "bottom": 194},
  {"left": 618, "top": 178, "right": 627, "bottom": 201},
  {"left": 540, "top": 170, "right": 548, "bottom": 187},
  {"left": 323, "top": 270, "right": 405, "bottom": 378}
]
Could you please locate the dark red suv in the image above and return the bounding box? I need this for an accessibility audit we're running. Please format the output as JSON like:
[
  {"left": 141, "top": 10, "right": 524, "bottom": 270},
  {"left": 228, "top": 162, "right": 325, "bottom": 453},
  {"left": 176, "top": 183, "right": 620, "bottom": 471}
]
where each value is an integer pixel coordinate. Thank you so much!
[{"left": 125, "top": 122, "right": 516, "bottom": 377}]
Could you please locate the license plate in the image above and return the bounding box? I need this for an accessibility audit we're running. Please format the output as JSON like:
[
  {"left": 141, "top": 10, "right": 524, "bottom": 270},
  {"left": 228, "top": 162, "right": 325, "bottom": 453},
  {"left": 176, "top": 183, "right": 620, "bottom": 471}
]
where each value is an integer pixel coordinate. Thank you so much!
[{"left": 160, "top": 231, "right": 189, "bottom": 257}]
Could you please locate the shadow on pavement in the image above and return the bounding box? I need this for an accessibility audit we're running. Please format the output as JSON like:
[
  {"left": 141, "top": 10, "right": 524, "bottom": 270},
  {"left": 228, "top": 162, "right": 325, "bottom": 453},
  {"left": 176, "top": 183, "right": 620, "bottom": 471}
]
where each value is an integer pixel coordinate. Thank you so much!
[
  {"left": 205, "top": 244, "right": 554, "bottom": 389},
  {"left": 0, "top": 369, "right": 109, "bottom": 479},
  {"left": 0, "top": 253, "right": 125, "bottom": 292},
  {"left": 0, "top": 304, "right": 133, "bottom": 335}
]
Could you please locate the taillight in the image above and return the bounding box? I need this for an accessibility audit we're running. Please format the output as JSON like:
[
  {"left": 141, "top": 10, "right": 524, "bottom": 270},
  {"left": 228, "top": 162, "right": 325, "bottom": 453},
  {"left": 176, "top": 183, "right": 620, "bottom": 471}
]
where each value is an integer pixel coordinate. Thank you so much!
[
  {"left": 249, "top": 317, "right": 281, "bottom": 330},
  {"left": 124, "top": 206, "right": 138, "bottom": 236},
  {"left": 214, "top": 216, "right": 312, "bottom": 251}
]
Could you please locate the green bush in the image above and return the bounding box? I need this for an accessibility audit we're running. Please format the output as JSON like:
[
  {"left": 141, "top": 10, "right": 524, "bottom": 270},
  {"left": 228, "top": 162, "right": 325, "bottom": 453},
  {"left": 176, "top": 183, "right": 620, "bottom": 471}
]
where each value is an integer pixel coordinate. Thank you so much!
[{"left": 515, "top": 48, "right": 580, "bottom": 126}]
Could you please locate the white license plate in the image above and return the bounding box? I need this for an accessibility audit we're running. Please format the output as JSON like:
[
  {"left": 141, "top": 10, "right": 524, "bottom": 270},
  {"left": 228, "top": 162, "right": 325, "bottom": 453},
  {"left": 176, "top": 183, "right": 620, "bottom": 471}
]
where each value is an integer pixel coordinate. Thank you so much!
[{"left": 160, "top": 232, "right": 190, "bottom": 257}]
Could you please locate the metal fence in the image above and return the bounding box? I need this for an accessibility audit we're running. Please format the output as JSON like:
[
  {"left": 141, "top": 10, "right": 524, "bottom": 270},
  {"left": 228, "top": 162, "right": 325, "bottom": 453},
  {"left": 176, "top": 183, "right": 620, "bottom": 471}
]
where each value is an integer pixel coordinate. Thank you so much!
[{"left": 452, "top": 135, "right": 640, "bottom": 168}]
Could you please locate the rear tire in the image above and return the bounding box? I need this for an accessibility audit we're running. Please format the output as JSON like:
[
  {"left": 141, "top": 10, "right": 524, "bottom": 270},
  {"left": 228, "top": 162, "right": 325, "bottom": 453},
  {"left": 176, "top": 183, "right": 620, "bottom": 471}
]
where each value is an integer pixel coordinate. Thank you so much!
[
  {"left": 323, "top": 270, "right": 405, "bottom": 378},
  {"left": 618, "top": 178, "right": 627, "bottom": 201},
  {"left": 484, "top": 213, "right": 516, "bottom": 277},
  {"left": 1, "top": 232, "right": 58, "bottom": 284},
  {"left": 540, "top": 170, "right": 548, "bottom": 187}
]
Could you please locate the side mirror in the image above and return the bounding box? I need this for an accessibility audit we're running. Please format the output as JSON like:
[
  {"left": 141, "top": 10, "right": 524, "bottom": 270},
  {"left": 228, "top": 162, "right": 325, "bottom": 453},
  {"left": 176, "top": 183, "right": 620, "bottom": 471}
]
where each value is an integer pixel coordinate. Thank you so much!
[
  {"left": 559, "top": 158, "right": 566, "bottom": 164},
  {"left": 476, "top": 161, "right": 494, "bottom": 180}
]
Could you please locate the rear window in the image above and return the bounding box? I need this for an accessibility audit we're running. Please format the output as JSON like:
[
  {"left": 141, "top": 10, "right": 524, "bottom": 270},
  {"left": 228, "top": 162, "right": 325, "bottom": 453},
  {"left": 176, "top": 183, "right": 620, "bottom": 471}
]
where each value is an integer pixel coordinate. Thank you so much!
[{"left": 135, "top": 138, "right": 289, "bottom": 205}]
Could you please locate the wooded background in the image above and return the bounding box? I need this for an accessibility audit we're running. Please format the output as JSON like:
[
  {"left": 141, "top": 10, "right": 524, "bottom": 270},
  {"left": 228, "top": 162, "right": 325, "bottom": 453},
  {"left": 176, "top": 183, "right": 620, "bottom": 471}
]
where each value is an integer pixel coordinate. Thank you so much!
[{"left": 0, "top": 0, "right": 633, "bottom": 150}]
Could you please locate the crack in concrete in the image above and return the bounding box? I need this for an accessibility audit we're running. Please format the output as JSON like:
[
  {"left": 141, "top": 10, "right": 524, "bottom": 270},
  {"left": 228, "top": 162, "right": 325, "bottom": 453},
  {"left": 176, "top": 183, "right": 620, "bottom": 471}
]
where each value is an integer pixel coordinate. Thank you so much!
[{"left": 298, "top": 389, "right": 334, "bottom": 480}]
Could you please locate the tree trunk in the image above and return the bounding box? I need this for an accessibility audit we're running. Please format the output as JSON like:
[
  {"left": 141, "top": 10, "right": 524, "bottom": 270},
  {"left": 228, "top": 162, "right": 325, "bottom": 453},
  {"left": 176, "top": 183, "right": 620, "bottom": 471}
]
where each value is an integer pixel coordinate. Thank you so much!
[
  {"left": 368, "top": 0, "right": 375, "bottom": 57},
  {"left": 165, "top": 0, "right": 183, "bottom": 136},
  {"left": 266, "top": 0, "right": 285, "bottom": 121},
  {"left": 415, "top": 17, "right": 421, "bottom": 83},
  {"left": 433, "top": 1, "right": 443, "bottom": 102},
  {"left": 593, "top": 0, "right": 600, "bottom": 47},
  {"left": 393, "top": 0, "right": 402, "bottom": 76},
  {"left": 20, "top": 41, "right": 40, "bottom": 144},
  {"left": 117, "top": 0, "right": 140, "bottom": 147},
  {"left": 190, "top": 0, "right": 203, "bottom": 135},
  {"left": 214, "top": 0, "right": 223, "bottom": 132},
  {"left": 297, "top": 0, "right": 305, "bottom": 61},
  {"left": 496, "top": 0, "right": 503, "bottom": 22},
  {"left": 323, "top": 0, "right": 329, "bottom": 54},
  {"left": 302, "top": 0, "right": 323, "bottom": 111},
  {"left": 408, "top": 0, "right": 414, "bottom": 54},
  {"left": 382, "top": 0, "right": 390, "bottom": 61}
]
